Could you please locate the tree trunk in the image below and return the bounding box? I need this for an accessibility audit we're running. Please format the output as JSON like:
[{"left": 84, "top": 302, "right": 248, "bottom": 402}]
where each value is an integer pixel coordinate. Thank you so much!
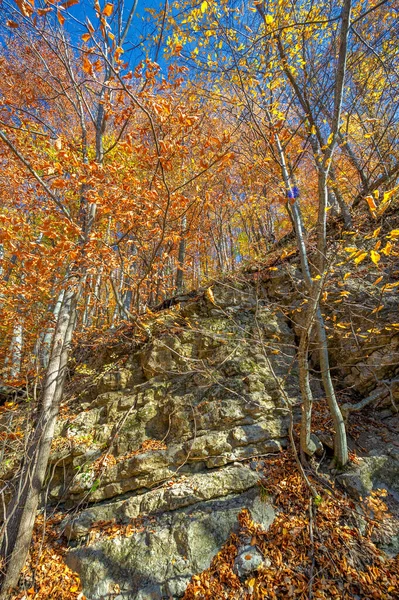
[
  {"left": 314, "top": 170, "right": 348, "bottom": 466},
  {"left": 4, "top": 322, "right": 23, "bottom": 379},
  {"left": 40, "top": 290, "right": 65, "bottom": 368},
  {"left": 315, "top": 308, "right": 348, "bottom": 466},
  {"left": 175, "top": 216, "right": 187, "bottom": 293},
  {"left": 271, "top": 122, "right": 348, "bottom": 465},
  {"left": 0, "top": 283, "right": 78, "bottom": 599}
]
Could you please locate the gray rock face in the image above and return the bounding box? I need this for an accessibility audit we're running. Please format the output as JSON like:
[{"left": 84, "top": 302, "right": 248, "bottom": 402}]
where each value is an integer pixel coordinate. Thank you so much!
[
  {"left": 233, "top": 545, "right": 270, "bottom": 578},
  {"left": 47, "top": 282, "right": 297, "bottom": 506},
  {"left": 64, "top": 466, "right": 260, "bottom": 540},
  {"left": 50, "top": 282, "right": 293, "bottom": 599},
  {"left": 338, "top": 449, "right": 399, "bottom": 558},
  {"left": 66, "top": 486, "right": 275, "bottom": 600},
  {"left": 338, "top": 450, "right": 399, "bottom": 499}
]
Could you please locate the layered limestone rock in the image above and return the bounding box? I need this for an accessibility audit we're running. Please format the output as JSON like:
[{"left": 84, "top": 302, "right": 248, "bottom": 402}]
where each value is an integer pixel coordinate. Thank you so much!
[
  {"left": 46, "top": 281, "right": 297, "bottom": 599},
  {"left": 65, "top": 469, "right": 276, "bottom": 600},
  {"left": 264, "top": 261, "right": 399, "bottom": 402},
  {"left": 47, "top": 282, "right": 297, "bottom": 506}
]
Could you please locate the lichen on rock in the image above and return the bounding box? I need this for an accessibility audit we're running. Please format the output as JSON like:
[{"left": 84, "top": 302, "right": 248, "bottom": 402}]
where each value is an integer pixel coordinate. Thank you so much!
[{"left": 51, "top": 282, "right": 296, "bottom": 598}]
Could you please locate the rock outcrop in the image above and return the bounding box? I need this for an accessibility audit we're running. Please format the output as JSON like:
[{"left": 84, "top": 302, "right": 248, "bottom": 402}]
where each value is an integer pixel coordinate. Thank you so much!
[
  {"left": 47, "top": 281, "right": 297, "bottom": 599},
  {"left": 66, "top": 473, "right": 275, "bottom": 600},
  {"left": 264, "top": 257, "right": 399, "bottom": 404},
  {"left": 2, "top": 270, "right": 397, "bottom": 599}
]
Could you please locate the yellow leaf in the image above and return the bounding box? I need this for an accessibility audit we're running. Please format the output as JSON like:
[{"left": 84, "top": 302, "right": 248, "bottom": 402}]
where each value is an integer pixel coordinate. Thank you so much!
[
  {"left": 372, "top": 226, "right": 381, "bottom": 238},
  {"left": 373, "top": 276, "right": 383, "bottom": 285},
  {"left": 115, "top": 45, "right": 124, "bottom": 59},
  {"left": 200, "top": 0, "right": 208, "bottom": 13},
  {"left": 371, "top": 305, "right": 384, "bottom": 314},
  {"left": 380, "top": 185, "right": 398, "bottom": 207},
  {"left": 343, "top": 272, "right": 351, "bottom": 281},
  {"left": 370, "top": 250, "right": 380, "bottom": 266},
  {"left": 353, "top": 251, "right": 367, "bottom": 265},
  {"left": 81, "top": 32, "right": 91, "bottom": 42},
  {"left": 387, "top": 229, "right": 399, "bottom": 239},
  {"left": 247, "top": 577, "right": 256, "bottom": 587},
  {"left": 265, "top": 14, "right": 274, "bottom": 24},
  {"left": 82, "top": 55, "right": 94, "bottom": 75},
  {"left": 381, "top": 241, "right": 392, "bottom": 256},
  {"left": 205, "top": 287, "right": 216, "bottom": 305},
  {"left": 344, "top": 247, "right": 358, "bottom": 253},
  {"left": 103, "top": 3, "right": 114, "bottom": 16},
  {"left": 62, "top": 0, "right": 79, "bottom": 8}
]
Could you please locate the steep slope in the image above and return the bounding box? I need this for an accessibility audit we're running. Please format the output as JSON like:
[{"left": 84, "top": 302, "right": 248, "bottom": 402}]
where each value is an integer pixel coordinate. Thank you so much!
[
  {"left": 35, "top": 281, "right": 297, "bottom": 599},
  {"left": 1, "top": 204, "right": 399, "bottom": 600}
]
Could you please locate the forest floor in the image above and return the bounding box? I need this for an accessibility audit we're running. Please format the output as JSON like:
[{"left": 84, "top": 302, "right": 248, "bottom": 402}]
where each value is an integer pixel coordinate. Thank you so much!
[{"left": 6, "top": 400, "right": 399, "bottom": 600}]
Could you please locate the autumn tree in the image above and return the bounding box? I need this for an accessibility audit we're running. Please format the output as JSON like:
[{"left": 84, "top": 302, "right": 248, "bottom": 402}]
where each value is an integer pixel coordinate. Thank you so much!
[
  {"left": 1, "top": 0, "right": 398, "bottom": 593},
  {"left": 153, "top": 0, "right": 399, "bottom": 466},
  {"left": 0, "top": 0, "right": 242, "bottom": 591}
]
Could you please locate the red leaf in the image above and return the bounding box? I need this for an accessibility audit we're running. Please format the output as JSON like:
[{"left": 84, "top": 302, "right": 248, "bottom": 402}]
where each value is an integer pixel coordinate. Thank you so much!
[{"left": 62, "top": 0, "right": 79, "bottom": 8}]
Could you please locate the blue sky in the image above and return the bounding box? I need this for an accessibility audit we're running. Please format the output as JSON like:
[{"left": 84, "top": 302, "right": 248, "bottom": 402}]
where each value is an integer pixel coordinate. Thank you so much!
[{"left": 65, "top": 0, "right": 168, "bottom": 64}]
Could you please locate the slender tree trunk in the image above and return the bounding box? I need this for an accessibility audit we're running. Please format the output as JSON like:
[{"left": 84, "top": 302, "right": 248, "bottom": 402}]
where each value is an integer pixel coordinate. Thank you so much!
[
  {"left": 4, "top": 322, "right": 23, "bottom": 379},
  {"left": 315, "top": 308, "right": 348, "bottom": 465},
  {"left": 271, "top": 120, "right": 348, "bottom": 464},
  {"left": 0, "top": 282, "right": 79, "bottom": 598},
  {"left": 40, "top": 290, "right": 65, "bottom": 368},
  {"left": 175, "top": 216, "right": 187, "bottom": 293}
]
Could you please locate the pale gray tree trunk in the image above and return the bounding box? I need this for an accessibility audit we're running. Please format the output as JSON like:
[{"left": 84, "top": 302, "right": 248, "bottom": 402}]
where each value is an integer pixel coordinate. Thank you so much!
[
  {"left": 0, "top": 284, "right": 79, "bottom": 598},
  {"left": 175, "top": 216, "right": 187, "bottom": 293},
  {"left": 4, "top": 322, "right": 23, "bottom": 379},
  {"left": 40, "top": 290, "right": 65, "bottom": 369},
  {"left": 272, "top": 115, "right": 348, "bottom": 465}
]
